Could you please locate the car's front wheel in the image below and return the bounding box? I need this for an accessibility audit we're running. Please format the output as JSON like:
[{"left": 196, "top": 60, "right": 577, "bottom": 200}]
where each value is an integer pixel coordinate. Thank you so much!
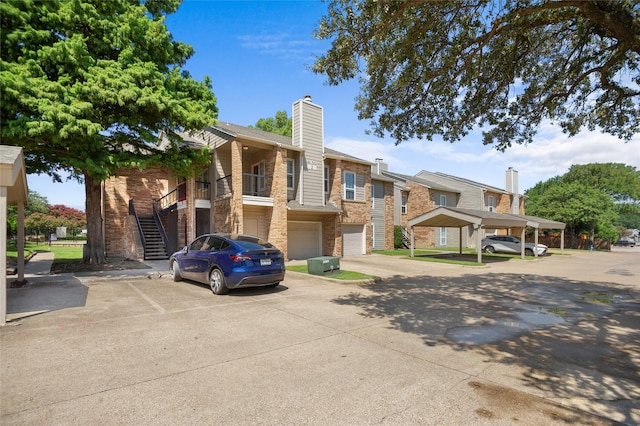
[
  {"left": 525, "top": 248, "right": 534, "bottom": 256},
  {"left": 485, "top": 246, "right": 495, "bottom": 254},
  {"left": 170, "top": 261, "right": 182, "bottom": 282},
  {"left": 209, "top": 268, "right": 228, "bottom": 295}
]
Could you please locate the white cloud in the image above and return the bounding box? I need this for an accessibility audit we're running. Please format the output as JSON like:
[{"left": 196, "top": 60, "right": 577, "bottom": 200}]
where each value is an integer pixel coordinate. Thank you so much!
[{"left": 326, "top": 123, "right": 640, "bottom": 193}]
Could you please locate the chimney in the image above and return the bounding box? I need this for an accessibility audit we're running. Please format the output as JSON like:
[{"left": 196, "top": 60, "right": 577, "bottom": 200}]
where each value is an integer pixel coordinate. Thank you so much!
[
  {"left": 374, "top": 158, "right": 388, "bottom": 174},
  {"left": 506, "top": 167, "right": 518, "bottom": 195},
  {"left": 506, "top": 167, "right": 520, "bottom": 214},
  {"left": 292, "top": 95, "right": 324, "bottom": 205}
]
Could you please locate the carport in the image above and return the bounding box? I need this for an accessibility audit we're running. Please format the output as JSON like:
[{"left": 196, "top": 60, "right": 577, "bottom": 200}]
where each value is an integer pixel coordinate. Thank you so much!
[
  {"left": 407, "top": 206, "right": 528, "bottom": 263},
  {"left": 1, "top": 146, "right": 28, "bottom": 326},
  {"left": 506, "top": 214, "right": 566, "bottom": 255}
]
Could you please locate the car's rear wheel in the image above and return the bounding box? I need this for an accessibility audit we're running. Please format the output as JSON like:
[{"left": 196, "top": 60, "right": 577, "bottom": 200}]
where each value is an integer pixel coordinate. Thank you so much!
[
  {"left": 525, "top": 248, "right": 534, "bottom": 256},
  {"left": 485, "top": 246, "right": 495, "bottom": 254},
  {"left": 170, "top": 261, "right": 182, "bottom": 282},
  {"left": 209, "top": 268, "right": 228, "bottom": 295}
]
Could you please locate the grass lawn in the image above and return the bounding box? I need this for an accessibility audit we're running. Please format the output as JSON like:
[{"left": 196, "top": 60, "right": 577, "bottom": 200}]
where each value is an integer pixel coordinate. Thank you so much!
[
  {"left": 6, "top": 240, "right": 149, "bottom": 274},
  {"left": 286, "top": 265, "right": 376, "bottom": 281}
]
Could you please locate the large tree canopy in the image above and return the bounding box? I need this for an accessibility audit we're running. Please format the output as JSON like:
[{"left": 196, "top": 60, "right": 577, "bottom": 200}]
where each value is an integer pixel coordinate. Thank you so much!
[
  {"left": 249, "top": 111, "right": 293, "bottom": 137},
  {"left": 1, "top": 0, "right": 218, "bottom": 263},
  {"left": 312, "top": 0, "right": 640, "bottom": 149},
  {"left": 525, "top": 163, "right": 638, "bottom": 242}
]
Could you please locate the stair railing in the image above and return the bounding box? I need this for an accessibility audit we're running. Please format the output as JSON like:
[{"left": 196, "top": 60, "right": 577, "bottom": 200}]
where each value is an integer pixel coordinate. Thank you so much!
[
  {"left": 129, "top": 199, "right": 147, "bottom": 258},
  {"left": 152, "top": 201, "right": 170, "bottom": 257},
  {"left": 401, "top": 226, "right": 410, "bottom": 249}
]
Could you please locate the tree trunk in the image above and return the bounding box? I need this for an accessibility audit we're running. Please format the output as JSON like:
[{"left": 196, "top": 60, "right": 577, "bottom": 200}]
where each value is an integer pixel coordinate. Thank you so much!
[{"left": 82, "top": 172, "right": 107, "bottom": 264}]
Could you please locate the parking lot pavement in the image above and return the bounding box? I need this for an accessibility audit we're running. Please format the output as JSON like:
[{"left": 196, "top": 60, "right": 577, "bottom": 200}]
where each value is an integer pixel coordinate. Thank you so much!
[{"left": 2, "top": 249, "right": 638, "bottom": 425}]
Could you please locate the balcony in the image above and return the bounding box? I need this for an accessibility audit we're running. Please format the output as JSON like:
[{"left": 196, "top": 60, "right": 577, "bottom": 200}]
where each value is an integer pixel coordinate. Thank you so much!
[
  {"left": 155, "top": 181, "right": 211, "bottom": 212},
  {"left": 215, "top": 174, "right": 274, "bottom": 206}
]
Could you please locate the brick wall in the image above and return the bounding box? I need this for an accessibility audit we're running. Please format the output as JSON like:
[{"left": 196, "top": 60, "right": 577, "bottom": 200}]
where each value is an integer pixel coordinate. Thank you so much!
[
  {"left": 267, "top": 146, "right": 288, "bottom": 254},
  {"left": 383, "top": 181, "right": 395, "bottom": 250},
  {"left": 103, "top": 167, "right": 170, "bottom": 259},
  {"left": 401, "top": 182, "right": 435, "bottom": 248},
  {"left": 338, "top": 161, "right": 372, "bottom": 254}
]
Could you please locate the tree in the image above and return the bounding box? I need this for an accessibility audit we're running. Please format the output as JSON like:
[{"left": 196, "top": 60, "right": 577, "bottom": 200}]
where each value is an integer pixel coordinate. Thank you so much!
[
  {"left": 312, "top": 1, "right": 640, "bottom": 149},
  {"left": 6, "top": 190, "right": 50, "bottom": 236},
  {"left": 562, "top": 163, "right": 640, "bottom": 201},
  {"left": 250, "top": 111, "right": 293, "bottom": 137},
  {"left": 1, "top": 0, "right": 217, "bottom": 263},
  {"left": 526, "top": 181, "right": 616, "bottom": 246}
]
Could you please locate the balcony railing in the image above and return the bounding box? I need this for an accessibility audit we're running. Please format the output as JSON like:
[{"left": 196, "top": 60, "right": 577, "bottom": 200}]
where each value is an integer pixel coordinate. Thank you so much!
[
  {"left": 155, "top": 181, "right": 211, "bottom": 211},
  {"left": 242, "top": 173, "right": 272, "bottom": 197},
  {"left": 214, "top": 174, "right": 273, "bottom": 199}
]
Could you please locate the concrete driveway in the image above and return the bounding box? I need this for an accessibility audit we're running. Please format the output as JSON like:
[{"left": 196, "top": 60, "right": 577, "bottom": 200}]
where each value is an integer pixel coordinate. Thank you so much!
[{"left": 2, "top": 248, "right": 638, "bottom": 425}]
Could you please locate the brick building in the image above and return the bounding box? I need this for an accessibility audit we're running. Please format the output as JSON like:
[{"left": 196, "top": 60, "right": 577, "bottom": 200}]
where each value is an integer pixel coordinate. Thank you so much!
[{"left": 103, "top": 96, "right": 395, "bottom": 261}]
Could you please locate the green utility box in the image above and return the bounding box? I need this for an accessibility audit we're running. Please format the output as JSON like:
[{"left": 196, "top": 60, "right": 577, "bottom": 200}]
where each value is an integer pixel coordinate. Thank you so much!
[{"left": 307, "top": 256, "right": 340, "bottom": 276}]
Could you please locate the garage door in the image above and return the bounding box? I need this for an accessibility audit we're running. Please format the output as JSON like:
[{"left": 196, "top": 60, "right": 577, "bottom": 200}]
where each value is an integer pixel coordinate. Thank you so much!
[
  {"left": 288, "top": 221, "right": 322, "bottom": 260},
  {"left": 342, "top": 224, "right": 365, "bottom": 256}
]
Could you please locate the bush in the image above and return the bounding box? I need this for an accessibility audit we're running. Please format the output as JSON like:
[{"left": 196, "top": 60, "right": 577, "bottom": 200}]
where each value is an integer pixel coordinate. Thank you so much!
[{"left": 394, "top": 226, "right": 404, "bottom": 249}]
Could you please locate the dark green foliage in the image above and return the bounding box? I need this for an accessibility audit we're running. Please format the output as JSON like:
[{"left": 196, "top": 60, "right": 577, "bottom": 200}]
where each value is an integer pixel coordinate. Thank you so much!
[
  {"left": 394, "top": 225, "right": 403, "bottom": 249},
  {"left": 313, "top": 1, "right": 639, "bottom": 149},
  {"left": 525, "top": 163, "right": 639, "bottom": 242},
  {"left": 1, "top": 0, "right": 218, "bottom": 263},
  {"left": 250, "top": 111, "right": 293, "bottom": 137}
]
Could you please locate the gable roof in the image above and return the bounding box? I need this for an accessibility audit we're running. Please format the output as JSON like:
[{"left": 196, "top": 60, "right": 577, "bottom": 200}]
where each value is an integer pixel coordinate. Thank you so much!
[
  {"left": 419, "top": 170, "right": 509, "bottom": 194},
  {"left": 408, "top": 206, "right": 527, "bottom": 228},
  {"left": 382, "top": 170, "right": 460, "bottom": 193},
  {"left": 168, "top": 122, "right": 371, "bottom": 165}
]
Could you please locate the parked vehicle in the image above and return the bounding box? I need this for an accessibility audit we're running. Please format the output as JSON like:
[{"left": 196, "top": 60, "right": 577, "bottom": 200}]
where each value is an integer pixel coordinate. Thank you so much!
[
  {"left": 613, "top": 239, "right": 635, "bottom": 247},
  {"left": 481, "top": 235, "right": 547, "bottom": 256},
  {"left": 169, "top": 234, "right": 285, "bottom": 294}
]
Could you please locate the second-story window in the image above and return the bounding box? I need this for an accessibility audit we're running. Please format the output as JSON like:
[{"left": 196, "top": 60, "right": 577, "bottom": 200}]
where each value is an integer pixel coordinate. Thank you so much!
[
  {"left": 286, "top": 159, "right": 295, "bottom": 189},
  {"left": 324, "top": 166, "right": 330, "bottom": 193},
  {"left": 487, "top": 195, "right": 496, "bottom": 212},
  {"left": 344, "top": 171, "right": 355, "bottom": 200},
  {"left": 401, "top": 192, "right": 408, "bottom": 214},
  {"left": 439, "top": 194, "right": 446, "bottom": 206}
]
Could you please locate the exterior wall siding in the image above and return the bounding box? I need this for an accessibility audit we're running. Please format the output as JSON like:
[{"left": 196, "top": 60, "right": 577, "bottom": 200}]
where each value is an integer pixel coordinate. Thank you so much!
[{"left": 103, "top": 167, "right": 169, "bottom": 260}]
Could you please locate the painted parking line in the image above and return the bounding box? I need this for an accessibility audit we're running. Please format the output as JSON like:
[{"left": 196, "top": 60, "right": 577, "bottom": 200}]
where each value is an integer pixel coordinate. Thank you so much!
[{"left": 127, "top": 282, "right": 166, "bottom": 314}]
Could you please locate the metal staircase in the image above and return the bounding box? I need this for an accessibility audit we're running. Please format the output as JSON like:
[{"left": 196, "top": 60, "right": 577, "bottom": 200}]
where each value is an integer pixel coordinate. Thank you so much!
[
  {"left": 129, "top": 200, "right": 169, "bottom": 260},
  {"left": 402, "top": 227, "right": 411, "bottom": 249},
  {"left": 138, "top": 216, "right": 168, "bottom": 260}
]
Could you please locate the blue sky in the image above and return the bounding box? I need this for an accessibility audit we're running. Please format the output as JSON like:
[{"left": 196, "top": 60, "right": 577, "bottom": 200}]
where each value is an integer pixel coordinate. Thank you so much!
[{"left": 28, "top": 0, "right": 640, "bottom": 211}]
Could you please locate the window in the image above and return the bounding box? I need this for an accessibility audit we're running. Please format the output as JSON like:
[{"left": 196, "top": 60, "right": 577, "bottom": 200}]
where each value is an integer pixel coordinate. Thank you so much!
[
  {"left": 438, "top": 194, "right": 446, "bottom": 206},
  {"left": 189, "top": 235, "right": 209, "bottom": 251},
  {"left": 252, "top": 161, "right": 265, "bottom": 194},
  {"left": 401, "top": 192, "right": 408, "bottom": 214},
  {"left": 487, "top": 195, "right": 496, "bottom": 212},
  {"left": 324, "top": 166, "right": 330, "bottom": 193},
  {"left": 371, "top": 184, "right": 375, "bottom": 208},
  {"left": 286, "top": 159, "right": 295, "bottom": 189},
  {"left": 344, "top": 171, "right": 355, "bottom": 200},
  {"left": 439, "top": 227, "right": 447, "bottom": 245},
  {"left": 372, "top": 223, "right": 376, "bottom": 247}
]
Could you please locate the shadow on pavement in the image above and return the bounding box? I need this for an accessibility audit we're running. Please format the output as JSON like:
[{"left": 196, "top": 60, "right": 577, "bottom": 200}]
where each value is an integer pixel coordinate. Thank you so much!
[
  {"left": 7, "top": 279, "right": 88, "bottom": 322},
  {"left": 332, "top": 272, "right": 639, "bottom": 425}
]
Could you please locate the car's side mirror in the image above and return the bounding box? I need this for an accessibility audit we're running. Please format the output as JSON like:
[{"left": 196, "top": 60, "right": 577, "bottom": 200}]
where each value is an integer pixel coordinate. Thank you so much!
[{"left": 183, "top": 245, "right": 189, "bottom": 252}]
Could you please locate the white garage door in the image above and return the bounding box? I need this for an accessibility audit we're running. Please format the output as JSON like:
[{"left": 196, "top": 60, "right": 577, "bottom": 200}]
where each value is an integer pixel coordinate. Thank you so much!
[
  {"left": 342, "top": 224, "right": 365, "bottom": 256},
  {"left": 288, "top": 221, "right": 322, "bottom": 260}
]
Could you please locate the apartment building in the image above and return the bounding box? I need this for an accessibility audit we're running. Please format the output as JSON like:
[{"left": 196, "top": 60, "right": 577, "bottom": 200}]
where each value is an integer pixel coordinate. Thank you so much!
[{"left": 102, "top": 96, "right": 394, "bottom": 261}]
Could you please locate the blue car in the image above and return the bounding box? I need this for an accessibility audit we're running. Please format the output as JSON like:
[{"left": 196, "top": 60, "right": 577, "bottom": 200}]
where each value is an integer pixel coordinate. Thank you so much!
[{"left": 169, "top": 234, "right": 286, "bottom": 295}]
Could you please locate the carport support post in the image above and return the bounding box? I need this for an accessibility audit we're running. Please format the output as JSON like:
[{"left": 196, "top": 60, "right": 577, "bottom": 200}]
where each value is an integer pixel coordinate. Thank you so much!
[
  {"left": 521, "top": 227, "right": 526, "bottom": 259},
  {"left": 475, "top": 224, "right": 482, "bottom": 264},
  {"left": 534, "top": 226, "right": 539, "bottom": 257},
  {"left": 410, "top": 227, "right": 414, "bottom": 257},
  {"left": 560, "top": 229, "right": 565, "bottom": 254},
  {"left": 1, "top": 186, "right": 6, "bottom": 326}
]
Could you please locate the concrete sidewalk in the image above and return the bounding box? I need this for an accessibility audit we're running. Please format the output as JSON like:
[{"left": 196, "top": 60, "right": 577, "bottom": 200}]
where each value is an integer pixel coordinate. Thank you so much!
[{"left": 5, "top": 253, "right": 171, "bottom": 323}]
